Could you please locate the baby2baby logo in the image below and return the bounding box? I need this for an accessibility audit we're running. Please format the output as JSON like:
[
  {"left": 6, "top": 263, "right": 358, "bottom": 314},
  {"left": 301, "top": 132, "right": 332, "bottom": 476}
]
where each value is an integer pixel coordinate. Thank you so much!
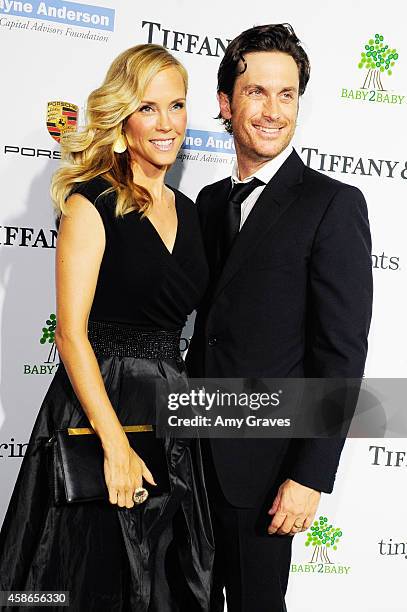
[
  {"left": 291, "top": 515, "right": 350, "bottom": 576},
  {"left": 24, "top": 312, "right": 59, "bottom": 375},
  {"left": 341, "top": 33, "right": 405, "bottom": 105}
]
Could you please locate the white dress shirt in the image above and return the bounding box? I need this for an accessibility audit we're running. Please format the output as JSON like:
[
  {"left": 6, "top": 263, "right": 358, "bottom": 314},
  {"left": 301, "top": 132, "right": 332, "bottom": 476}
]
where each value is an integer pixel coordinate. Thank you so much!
[{"left": 231, "top": 146, "right": 293, "bottom": 230}]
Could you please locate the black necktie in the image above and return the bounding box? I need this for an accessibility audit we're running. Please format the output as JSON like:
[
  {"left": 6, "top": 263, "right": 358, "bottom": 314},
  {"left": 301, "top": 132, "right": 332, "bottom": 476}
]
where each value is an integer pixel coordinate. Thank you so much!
[{"left": 223, "top": 177, "right": 264, "bottom": 256}]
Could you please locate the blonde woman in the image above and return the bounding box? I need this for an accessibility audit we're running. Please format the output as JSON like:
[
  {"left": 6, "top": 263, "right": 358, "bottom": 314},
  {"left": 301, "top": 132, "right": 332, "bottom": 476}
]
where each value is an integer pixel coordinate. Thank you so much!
[{"left": 0, "top": 45, "right": 213, "bottom": 611}]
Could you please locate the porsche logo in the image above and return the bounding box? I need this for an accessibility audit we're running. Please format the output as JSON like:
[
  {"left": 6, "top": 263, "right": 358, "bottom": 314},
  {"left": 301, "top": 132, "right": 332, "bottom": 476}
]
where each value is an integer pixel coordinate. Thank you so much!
[{"left": 47, "top": 101, "right": 78, "bottom": 142}]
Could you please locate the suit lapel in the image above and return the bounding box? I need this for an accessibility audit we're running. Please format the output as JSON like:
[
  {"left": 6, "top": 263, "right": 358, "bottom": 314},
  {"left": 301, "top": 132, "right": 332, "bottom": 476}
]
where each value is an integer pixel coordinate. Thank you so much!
[{"left": 212, "top": 149, "right": 305, "bottom": 301}]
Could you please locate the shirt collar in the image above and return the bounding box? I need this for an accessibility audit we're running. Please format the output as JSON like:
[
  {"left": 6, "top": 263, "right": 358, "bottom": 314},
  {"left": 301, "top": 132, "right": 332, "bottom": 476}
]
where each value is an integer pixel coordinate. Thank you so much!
[{"left": 231, "top": 145, "right": 293, "bottom": 185}]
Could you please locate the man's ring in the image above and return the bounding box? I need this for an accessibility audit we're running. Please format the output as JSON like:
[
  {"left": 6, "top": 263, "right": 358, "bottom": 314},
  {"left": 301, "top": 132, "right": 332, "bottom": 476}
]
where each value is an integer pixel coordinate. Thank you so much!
[
  {"left": 294, "top": 520, "right": 304, "bottom": 529},
  {"left": 133, "top": 487, "right": 149, "bottom": 505}
]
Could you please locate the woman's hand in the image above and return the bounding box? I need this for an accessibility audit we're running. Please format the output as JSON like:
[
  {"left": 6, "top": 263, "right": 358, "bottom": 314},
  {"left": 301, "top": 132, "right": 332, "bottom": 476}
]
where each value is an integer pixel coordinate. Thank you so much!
[{"left": 103, "top": 439, "right": 157, "bottom": 508}]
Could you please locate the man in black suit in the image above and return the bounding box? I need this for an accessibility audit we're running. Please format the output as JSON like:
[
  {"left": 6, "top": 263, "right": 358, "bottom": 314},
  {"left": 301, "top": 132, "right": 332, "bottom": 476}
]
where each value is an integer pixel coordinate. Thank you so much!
[{"left": 186, "top": 23, "right": 373, "bottom": 612}]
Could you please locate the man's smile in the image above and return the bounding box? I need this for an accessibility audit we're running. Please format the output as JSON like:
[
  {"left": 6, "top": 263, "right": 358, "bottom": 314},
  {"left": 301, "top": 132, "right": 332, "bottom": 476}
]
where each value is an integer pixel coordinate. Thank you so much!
[{"left": 252, "top": 124, "right": 285, "bottom": 136}]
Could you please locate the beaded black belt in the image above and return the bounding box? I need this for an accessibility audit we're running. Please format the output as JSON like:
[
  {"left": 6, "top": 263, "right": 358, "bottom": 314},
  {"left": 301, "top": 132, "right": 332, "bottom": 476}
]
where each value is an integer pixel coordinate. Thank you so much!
[{"left": 87, "top": 320, "right": 182, "bottom": 359}]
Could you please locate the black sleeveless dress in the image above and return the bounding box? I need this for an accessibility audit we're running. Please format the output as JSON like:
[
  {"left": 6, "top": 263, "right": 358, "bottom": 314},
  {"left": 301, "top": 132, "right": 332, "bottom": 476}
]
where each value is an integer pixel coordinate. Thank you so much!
[{"left": 0, "top": 177, "right": 214, "bottom": 611}]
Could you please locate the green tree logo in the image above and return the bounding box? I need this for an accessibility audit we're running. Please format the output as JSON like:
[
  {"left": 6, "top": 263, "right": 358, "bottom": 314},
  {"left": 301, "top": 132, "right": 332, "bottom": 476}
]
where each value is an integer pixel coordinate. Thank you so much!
[
  {"left": 40, "top": 313, "right": 57, "bottom": 363},
  {"left": 305, "top": 516, "right": 343, "bottom": 564},
  {"left": 359, "top": 33, "right": 399, "bottom": 90}
]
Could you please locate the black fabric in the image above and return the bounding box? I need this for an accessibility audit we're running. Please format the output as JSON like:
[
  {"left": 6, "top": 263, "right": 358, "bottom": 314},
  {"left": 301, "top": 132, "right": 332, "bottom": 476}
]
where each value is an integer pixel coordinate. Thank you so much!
[
  {"left": 0, "top": 358, "right": 214, "bottom": 611},
  {"left": 201, "top": 440, "right": 291, "bottom": 612},
  {"left": 0, "top": 177, "right": 214, "bottom": 611},
  {"left": 223, "top": 178, "right": 263, "bottom": 258},
  {"left": 87, "top": 320, "right": 182, "bottom": 359},
  {"left": 71, "top": 177, "right": 209, "bottom": 331},
  {"left": 186, "top": 148, "right": 373, "bottom": 505}
]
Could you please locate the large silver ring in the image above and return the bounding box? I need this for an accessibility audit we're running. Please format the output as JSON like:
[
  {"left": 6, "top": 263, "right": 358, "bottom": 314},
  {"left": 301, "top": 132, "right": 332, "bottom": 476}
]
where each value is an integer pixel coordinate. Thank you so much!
[{"left": 133, "top": 487, "right": 149, "bottom": 505}]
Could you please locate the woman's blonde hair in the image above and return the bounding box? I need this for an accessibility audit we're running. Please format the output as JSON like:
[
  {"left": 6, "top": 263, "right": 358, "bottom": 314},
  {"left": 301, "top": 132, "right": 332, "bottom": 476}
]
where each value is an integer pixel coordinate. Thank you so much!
[{"left": 51, "top": 44, "right": 188, "bottom": 217}]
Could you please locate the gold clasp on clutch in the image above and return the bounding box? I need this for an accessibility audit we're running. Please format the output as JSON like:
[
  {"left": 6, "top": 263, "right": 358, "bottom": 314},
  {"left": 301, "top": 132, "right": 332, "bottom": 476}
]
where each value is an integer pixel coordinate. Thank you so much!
[{"left": 67, "top": 424, "right": 154, "bottom": 435}]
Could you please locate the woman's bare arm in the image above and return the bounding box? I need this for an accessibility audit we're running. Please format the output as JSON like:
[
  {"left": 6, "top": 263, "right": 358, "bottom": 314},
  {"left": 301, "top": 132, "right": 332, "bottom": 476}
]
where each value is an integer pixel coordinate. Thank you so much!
[{"left": 55, "top": 194, "right": 154, "bottom": 507}]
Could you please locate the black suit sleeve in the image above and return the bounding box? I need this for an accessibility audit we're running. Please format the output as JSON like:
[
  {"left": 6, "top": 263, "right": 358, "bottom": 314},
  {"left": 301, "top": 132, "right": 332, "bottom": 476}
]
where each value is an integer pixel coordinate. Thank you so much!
[
  {"left": 185, "top": 186, "right": 212, "bottom": 378},
  {"left": 194, "top": 185, "right": 211, "bottom": 228},
  {"left": 288, "top": 185, "right": 373, "bottom": 493},
  {"left": 306, "top": 185, "right": 373, "bottom": 377}
]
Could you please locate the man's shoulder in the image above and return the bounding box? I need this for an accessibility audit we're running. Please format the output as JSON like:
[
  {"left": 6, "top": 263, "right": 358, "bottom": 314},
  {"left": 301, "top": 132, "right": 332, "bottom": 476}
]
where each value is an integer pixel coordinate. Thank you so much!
[
  {"left": 300, "top": 164, "right": 369, "bottom": 231},
  {"left": 196, "top": 177, "right": 231, "bottom": 206},
  {"left": 302, "top": 164, "right": 365, "bottom": 202}
]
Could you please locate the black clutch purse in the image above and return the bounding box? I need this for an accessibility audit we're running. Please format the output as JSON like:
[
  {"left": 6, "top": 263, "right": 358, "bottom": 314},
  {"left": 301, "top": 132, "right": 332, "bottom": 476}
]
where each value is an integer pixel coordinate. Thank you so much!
[{"left": 46, "top": 425, "right": 170, "bottom": 504}]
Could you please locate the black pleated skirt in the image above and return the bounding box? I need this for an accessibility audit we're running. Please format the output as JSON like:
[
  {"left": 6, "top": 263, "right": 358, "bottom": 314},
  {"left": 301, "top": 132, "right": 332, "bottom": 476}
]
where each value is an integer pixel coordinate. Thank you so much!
[{"left": 0, "top": 351, "right": 214, "bottom": 611}]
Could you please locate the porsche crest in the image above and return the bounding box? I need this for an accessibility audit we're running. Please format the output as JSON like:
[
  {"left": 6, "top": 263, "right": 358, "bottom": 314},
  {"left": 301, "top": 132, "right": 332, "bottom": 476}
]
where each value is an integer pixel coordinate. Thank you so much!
[{"left": 47, "top": 101, "right": 78, "bottom": 142}]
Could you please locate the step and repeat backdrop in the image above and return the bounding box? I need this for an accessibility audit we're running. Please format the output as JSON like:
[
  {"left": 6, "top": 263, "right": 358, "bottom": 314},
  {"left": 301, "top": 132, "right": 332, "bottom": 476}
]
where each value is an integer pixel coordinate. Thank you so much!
[{"left": 0, "top": 1, "right": 406, "bottom": 610}]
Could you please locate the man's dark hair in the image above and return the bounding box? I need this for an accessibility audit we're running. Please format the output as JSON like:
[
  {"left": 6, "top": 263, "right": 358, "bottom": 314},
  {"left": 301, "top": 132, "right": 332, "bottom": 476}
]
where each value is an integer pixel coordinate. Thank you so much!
[{"left": 217, "top": 23, "right": 310, "bottom": 134}]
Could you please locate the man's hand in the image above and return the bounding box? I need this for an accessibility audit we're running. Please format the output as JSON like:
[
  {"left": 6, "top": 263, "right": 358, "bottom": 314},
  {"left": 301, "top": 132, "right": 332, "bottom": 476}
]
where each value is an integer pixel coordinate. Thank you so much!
[{"left": 267, "top": 479, "right": 321, "bottom": 536}]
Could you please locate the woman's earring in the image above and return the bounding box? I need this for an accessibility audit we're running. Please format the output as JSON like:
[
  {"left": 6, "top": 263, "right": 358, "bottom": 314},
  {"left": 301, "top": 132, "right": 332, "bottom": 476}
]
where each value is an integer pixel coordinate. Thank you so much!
[{"left": 113, "top": 133, "right": 127, "bottom": 153}]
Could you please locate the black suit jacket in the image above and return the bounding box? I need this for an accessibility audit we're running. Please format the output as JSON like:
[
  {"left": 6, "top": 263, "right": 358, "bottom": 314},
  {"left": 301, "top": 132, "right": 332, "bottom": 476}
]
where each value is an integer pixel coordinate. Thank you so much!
[{"left": 186, "top": 149, "right": 373, "bottom": 506}]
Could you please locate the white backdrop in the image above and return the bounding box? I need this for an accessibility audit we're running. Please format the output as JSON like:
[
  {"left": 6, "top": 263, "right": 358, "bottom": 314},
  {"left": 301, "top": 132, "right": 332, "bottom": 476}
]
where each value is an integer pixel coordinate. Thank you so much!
[{"left": 1, "top": 1, "right": 406, "bottom": 610}]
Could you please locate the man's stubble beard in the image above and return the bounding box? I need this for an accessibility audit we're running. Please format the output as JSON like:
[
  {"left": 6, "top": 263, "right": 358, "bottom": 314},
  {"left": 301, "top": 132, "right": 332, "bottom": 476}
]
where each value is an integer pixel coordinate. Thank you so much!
[{"left": 233, "top": 126, "right": 295, "bottom": 164}]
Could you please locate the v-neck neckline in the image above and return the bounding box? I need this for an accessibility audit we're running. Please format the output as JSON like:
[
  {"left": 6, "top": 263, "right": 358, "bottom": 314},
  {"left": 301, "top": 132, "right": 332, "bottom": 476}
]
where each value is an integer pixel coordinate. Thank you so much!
[{"left": 144, "top": 185, "right": 179, "bottom": 256}]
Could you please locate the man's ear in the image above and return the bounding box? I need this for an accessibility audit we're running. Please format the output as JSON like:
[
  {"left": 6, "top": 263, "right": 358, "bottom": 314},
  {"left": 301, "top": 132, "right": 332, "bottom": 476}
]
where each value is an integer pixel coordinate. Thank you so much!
[{"left": 217, "top": 91, "right": 232, "bottom": 121}]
